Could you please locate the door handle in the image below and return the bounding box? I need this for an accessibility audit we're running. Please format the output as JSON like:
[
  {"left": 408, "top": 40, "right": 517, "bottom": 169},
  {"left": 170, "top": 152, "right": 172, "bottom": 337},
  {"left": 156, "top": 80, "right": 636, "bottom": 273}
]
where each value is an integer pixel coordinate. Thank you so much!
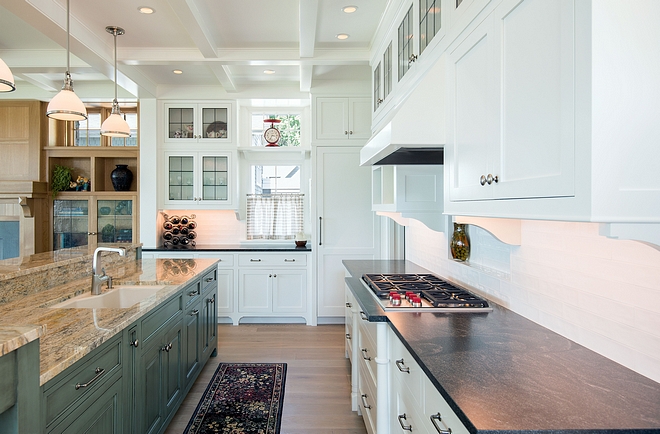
[{"left": 319, "top": 216, "right": 322, "bottom": 245}]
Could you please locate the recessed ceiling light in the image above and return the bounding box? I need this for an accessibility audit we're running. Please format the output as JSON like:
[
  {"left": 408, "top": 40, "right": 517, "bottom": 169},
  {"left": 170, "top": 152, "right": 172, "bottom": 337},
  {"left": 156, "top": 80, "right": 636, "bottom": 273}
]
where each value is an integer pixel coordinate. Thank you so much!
[
  {"left": 138, "top": 6, "right": 155, "bottom": 14},
  {"left": 336, "top": 33, "right": 350, "bottom": 40},
  {"left": 342, "top": 5, "right": 358, "bottom": 13},
  {"left": 172, "top": 69, "right": 183, "bottom": 75},
  {"left": 263, "top": 69, "right": 275, "bottom": 74}
]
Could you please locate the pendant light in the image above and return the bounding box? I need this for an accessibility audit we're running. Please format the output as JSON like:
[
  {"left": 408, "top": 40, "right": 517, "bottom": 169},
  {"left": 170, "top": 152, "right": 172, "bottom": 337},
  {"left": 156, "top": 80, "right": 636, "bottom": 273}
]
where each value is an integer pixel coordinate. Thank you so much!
[
  {"left": 100, "top": 26, "right": 130, "bottom": 138},
  {"left": 46, "top": 0, "right": 87, "bottom": 121},
  {"left": 0, "top": 57, "right": 16, "bottom": 92}
]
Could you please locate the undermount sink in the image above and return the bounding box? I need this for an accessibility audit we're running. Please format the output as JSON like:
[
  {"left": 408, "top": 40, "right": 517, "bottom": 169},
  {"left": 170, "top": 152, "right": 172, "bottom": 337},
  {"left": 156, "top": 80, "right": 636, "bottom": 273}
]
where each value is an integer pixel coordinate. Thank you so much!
[{"left": 52, "top": 285, "right": 166, "bottom": 309}]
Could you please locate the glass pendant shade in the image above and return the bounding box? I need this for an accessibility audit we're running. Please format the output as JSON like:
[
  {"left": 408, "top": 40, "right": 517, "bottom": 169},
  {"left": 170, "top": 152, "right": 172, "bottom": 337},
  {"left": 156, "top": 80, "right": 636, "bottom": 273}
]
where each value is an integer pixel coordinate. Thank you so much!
[
  {"left": 0, "top": 58, "right": 16, "bottom": 92},
  {"left": 101, "top": 103, "right": 131, "bottom": 137}
]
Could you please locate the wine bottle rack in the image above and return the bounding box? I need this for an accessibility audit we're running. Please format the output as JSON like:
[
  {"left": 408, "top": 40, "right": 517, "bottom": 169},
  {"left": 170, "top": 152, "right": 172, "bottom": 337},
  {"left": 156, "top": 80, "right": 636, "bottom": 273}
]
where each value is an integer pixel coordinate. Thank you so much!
[{"left": 162, "top": 213, "right": 197, "bottom": 248}]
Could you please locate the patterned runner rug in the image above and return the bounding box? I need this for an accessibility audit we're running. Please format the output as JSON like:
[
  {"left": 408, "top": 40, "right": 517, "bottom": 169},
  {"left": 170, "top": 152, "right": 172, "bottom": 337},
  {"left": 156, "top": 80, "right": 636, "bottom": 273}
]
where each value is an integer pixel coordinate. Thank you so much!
[{"left": 183, "top": 362, "right": 287, "bottom": 434}]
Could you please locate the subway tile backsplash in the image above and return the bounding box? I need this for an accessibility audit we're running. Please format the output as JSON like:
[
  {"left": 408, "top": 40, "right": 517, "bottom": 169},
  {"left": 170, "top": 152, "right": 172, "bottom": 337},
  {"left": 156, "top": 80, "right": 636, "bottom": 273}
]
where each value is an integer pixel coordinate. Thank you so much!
[{"left": 405, "top": 219, "right": 660, "bottom": 383}]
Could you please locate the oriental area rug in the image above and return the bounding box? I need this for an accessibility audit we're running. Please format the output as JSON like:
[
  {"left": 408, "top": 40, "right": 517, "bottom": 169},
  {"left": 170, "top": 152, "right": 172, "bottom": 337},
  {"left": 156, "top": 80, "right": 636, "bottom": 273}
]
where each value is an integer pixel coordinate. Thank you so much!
[{"left": 183, "top": 363, "right": 287, "bottom": 434}]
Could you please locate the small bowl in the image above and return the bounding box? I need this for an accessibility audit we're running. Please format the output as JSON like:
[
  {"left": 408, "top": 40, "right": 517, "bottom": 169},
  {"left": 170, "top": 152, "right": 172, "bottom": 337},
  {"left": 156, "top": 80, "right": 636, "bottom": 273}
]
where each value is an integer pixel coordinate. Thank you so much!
[
  {"left": 295, "top": 240, "right": 307, "bottom": 247},
  {"left": 99, "top": 207, "right": 111, "bottom": 215}
]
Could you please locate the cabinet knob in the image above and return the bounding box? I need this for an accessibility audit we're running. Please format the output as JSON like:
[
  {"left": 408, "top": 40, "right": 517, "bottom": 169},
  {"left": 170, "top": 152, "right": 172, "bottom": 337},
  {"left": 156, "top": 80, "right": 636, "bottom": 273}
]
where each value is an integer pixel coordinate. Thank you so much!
[
  {"left": 349, "top": 130, "right": 353, "bottom": 135},
  {"left": 344, "top": 130, "right": 349, "bottom": 135},
  {"left": 273, "top": 274, "right": 277, "bottom": 278},
  {"left": 345, "top": 302, "right": 352, "bottom": 308},
  {"left": 87, "top": 232, "right": 98, "bottom": 236},
  {"left": 130, "top": 339, "right": 139, "bottom": 347},
  {"left": 376, "top": 98, "right": 383, "bottom": 105},
  {"left": 480, "top": 175, "right": 487, "bottom": 186},
  {"left": 486, "top": 174, "right": 499, "bottom": 185}
]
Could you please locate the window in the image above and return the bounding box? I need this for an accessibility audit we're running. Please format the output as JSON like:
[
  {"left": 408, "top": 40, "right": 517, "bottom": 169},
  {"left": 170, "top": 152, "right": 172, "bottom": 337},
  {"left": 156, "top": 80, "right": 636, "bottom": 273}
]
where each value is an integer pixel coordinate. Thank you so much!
[
  {"left": 384, "top": 42, "right": 393, "bottom": 100},
  {"left": 74, "top": 107, "right": 138, "bottom": 147},
  {"left": 420, "top": 0, "right": 442, "bottom": 54},
  {"left": 373, "top": 62, "right": 381, "bottom": 111},
  {"left": 398, "top": 5, "right": 414, "bottom": 81},
  {"left": 251, "top": 113, "right": 301, "bottom": 147},
  {"left": 246, "top": 165, "right": 303, "bottom": 240},
  {"left": 110, "top": 112, "right": 138, "bottom": 146}
]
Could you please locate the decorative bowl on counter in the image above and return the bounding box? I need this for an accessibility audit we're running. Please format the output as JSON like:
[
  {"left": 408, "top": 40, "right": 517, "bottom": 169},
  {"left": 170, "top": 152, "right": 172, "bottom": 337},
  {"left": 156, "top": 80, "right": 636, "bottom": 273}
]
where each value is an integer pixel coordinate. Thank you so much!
[{"left": 295, "top": 240, "right": 307, "bottom": 247}]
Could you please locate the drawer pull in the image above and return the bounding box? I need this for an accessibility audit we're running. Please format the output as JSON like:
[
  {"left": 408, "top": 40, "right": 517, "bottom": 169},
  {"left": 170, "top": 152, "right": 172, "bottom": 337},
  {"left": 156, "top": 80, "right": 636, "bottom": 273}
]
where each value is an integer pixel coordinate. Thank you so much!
[
  {"left": 130, "top": 339, "right": 139, "bottom": 347},
  {"left": 430, "top": 413, "right": 452, "bottom": 434},
  {"left": 284, "top": 259, "right": 296, "bottom": 262},
  {"left": 205, "top": 277, "right": 215, "bottom": 282},
  {"left": 75, "top": 367, "right": 105, "bottom": 390},
  {"left": 345, "top": 333, "right": 351, "bottom": 340},
  {"left": 398, "top": 414, "right": 413, "bottom": 431},
  {"left": 396, "top": 358, "right": 410, "bottom": 373},
  {"left": 250, "top": 259, "right": 262, "bottom": 262},
  {"left": 361, "top": 348, "right": 371, "bottom": 361},
  {"left": 190, "top": 309, "right": 199, "bottom": 316},
  {"left": 188, "top": 289, "right": 200, "bottom": 296},
  {"left": 360, "top": 393, "right": 371, "bottom": 410},
  {"left": 345, "top": 302, "right": 352, "bottom": 308},
  {"left": 359, "top": 311, "right": 368, "bottom": 321}
]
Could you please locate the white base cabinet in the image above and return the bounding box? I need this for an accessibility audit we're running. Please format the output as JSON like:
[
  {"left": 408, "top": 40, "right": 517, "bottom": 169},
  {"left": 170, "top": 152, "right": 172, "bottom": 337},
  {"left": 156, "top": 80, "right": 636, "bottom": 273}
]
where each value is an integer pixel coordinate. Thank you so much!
[{"left": 142, "top": 251, "right": 314, "bottom": 325}]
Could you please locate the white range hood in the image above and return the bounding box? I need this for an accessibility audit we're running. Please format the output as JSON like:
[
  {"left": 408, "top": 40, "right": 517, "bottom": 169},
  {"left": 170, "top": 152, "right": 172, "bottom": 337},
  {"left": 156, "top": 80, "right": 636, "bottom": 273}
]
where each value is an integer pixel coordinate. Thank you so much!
[{"left": 360, "top": 57, "right": 445, "bottom": 166}]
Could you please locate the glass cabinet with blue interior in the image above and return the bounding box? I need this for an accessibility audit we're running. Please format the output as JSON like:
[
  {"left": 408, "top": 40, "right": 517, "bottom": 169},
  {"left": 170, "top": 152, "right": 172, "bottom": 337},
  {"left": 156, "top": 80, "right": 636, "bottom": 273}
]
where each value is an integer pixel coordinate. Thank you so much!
[{"left": 164, "top": 103, "right": 232, "bottom": 142}]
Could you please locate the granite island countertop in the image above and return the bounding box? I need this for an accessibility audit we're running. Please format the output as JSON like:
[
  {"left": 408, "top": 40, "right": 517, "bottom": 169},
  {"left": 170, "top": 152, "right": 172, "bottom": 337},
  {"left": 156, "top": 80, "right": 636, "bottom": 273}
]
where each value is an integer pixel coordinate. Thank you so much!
[
  {"left": 0, "top": 257, "right": 218, "bottom": 385},
  {"left": 344, "top": 260, "right": 660, "bottom": 433},
  {"left": 143, "top": 243, "right": 311, "bottom": 252}
]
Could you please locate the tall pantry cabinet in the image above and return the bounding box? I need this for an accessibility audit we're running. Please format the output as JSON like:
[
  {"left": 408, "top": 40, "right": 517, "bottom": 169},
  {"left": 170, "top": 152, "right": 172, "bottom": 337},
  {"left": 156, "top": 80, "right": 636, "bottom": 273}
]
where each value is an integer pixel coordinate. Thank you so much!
[{"left": 313, "top": 96, "right": 380, "bottom": 318}]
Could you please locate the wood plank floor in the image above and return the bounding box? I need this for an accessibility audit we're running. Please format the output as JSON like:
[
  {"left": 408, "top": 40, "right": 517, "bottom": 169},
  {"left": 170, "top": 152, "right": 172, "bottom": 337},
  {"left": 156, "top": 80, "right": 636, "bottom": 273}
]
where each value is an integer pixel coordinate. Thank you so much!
[{"left": 164, "top": 324, "right": 367, "bottom": 434}]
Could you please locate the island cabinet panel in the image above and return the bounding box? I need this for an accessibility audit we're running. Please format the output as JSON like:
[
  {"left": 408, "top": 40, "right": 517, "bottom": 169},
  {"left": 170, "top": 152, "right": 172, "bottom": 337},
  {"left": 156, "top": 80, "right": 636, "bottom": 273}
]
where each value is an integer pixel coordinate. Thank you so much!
[{"left": 42, "top": 334, "right": 123, "bottom": 432}]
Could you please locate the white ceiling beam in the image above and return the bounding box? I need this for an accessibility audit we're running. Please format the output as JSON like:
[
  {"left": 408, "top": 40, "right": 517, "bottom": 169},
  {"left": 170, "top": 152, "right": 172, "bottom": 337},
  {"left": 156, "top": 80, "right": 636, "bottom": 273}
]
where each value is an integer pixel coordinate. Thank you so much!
[
  {"left": 209, "top": 64, "right": 238, "bottom": 93},
  {"left": 299, "top": 65, "right": 313, "bottom": 92},
  {"left": 299, "top": 0, "right": 319, "bottom": 58},
  {"left": 165, "top": 0, "right": 218, "bottom": 58},
  {"left": 14, "top": 73, "right": 59, "bottom": 92}
]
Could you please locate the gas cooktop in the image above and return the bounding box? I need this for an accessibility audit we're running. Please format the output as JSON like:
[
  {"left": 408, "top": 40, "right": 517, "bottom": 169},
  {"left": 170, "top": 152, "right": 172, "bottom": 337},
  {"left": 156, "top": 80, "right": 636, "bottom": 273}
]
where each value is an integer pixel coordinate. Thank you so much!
[{"left": 362, "top": 273, "right": 492, "bottom": 313}]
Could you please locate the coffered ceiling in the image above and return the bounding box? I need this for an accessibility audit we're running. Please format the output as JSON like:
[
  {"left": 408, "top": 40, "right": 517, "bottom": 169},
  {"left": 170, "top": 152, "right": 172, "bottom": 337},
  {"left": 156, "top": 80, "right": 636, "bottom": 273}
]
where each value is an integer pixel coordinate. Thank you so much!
[{"left": 0, "top": 0, "right": 389, "bottom": 101}]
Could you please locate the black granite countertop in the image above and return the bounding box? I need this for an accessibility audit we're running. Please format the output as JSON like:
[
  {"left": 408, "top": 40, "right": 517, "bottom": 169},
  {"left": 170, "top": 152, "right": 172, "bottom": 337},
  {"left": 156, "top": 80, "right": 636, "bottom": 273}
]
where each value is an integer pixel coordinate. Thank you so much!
[
  {"left": 343, "top": 260, "right": 660, "bottom": 433},
  {"left": 144, "top": 243, "right": 311, "bottom": 252}
]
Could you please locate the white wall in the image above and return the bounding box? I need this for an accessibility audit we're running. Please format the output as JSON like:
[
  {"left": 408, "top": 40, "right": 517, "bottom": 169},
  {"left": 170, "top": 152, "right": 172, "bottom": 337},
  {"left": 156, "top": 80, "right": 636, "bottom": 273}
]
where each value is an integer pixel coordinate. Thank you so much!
[{"left": 405, "top": 219, "right": 660, "bottom": 383}]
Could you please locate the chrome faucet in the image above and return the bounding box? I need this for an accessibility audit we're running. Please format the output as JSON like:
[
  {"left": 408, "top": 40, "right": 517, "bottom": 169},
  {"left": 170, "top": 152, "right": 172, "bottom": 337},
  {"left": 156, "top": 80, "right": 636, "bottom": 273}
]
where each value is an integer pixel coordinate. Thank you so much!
[{"left": 91, "top": 247, "right": 126, "bottom": 295}]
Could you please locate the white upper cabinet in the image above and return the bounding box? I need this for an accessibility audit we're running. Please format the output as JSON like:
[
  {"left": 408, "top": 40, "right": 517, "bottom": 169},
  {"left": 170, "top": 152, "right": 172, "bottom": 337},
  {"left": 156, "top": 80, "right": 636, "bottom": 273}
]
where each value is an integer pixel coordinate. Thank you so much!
[
  {"left": 446, "top": 0, "right": 575, "bottom": 203},
  {"left": 164, "top": 102, "right": 233, "bottom": 143},
  {"left": 314, "top": 97, "right": 371, "bottom": 141}
]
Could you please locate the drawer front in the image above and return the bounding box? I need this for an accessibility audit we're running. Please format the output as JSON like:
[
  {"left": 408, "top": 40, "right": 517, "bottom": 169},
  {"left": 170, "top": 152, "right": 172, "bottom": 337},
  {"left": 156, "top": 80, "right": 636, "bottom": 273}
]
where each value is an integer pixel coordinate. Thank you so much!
[
  {"left": 423, "top": 375, "right": 470, "bottom": 434},
  {"left": 43, "top": 336, "right": 122, "bottom": 427},
  {"left": 358, "top": 360, "right": 377, "bottom": 434},
  {"left": 391, "top": 388, "right": 426, "bottom": 434},
  {"left": 196, "top": 253, "right": 234, "bottom": 266},
  {"left": 141, "top": 294, "right": 182, "bottom": 345},
  {"left": 201, "top": 268, "right": 217, "bottom": 293},
  {"left": 390, "top": 331, "right": 423, "bottom": 408},
  {"left": 238, "top": 254, "right": 307, "bottom": 267},
  {"left": 358, "top": 320, "right": 378, "bottom": 384},
  {"left": 183, "top": 280, "right": 202, "bottom": 308}
]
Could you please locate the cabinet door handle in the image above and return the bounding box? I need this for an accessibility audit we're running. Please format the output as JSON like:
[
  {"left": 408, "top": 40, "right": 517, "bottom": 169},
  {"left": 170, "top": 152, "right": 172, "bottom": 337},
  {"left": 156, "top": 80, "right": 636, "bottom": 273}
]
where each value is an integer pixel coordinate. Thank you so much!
[
  {"left": 360, "top": 311, "right": 368, "bottom": 321},
  {"left": 360, "top": 394, "right": 371, "bottom": 409},
  {"left": 284, "top": 259, "right": 296, "bottom": 262},
  {"left": 87, "top": 232, "right": 97, "bottom": 236},
  {"left": 408, "top": 53, "right": 418, "bottom": 64},
  {"left": 430, "top": 413, "right": 452, "bottom": 434},
  {"left": 162, "top": 342, "right": 173, "bottom": 352},
  {"left": 190, "top": 309, "right": 199, "bottom": 316},
  {"left": 346, "top": 333, "right": 351, "bottom": 340},
  {"left": 75, "top": 367, "right": 105, "bottom": 390},
  {"left": 130, "top": 339, "right": 139, "bottom": 347},
  {"left": 250, "top": 259, "right": 262, "bottom": 262},
  {"left": 345, "top": 302, "right": 352, "bottom": 308},
  {"left": 396, "top": 358, "right": 411, "bottom": 373},
  {"left": 480, "top": 175, "right": 487, "bottom": 186},
  {"left": 319, "top": 216, "right": 322, "bottom": 246},
  {"left": 398, "top": 414, "right": 413, "bottom": 431},
  {"left": 361, "top": 348, "right": 371, "bottom": 361}
]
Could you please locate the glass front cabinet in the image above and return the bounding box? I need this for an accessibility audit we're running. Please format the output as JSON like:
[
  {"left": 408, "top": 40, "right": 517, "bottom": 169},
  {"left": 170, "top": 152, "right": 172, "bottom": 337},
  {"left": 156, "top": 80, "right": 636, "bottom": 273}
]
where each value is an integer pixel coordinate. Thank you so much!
[
  {"left": 53, "top": 196, "right": 137, "bottom": 249},
  {"left": 163, "top": 151, "right": 235, "bottom": 209},
  {"left": 164, "top": 103, "right": 233, "bottom": 143}
]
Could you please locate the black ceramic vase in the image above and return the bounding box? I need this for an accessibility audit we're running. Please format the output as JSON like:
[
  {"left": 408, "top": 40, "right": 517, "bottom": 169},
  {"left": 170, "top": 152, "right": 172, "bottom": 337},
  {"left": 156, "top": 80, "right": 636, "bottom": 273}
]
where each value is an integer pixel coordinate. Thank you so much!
[{"left": 111, "top": 164, "right": 133, "bottom": 191}]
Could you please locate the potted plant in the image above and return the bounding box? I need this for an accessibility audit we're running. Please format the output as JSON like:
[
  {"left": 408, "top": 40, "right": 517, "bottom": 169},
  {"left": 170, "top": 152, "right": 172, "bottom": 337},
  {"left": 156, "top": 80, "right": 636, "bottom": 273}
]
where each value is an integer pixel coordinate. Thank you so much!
[
  {"left": 101, "top": 224, "right": 115, "bottom": 243},
  {"left": 50, "top": 165, "right": 73, "bottom": 198}
]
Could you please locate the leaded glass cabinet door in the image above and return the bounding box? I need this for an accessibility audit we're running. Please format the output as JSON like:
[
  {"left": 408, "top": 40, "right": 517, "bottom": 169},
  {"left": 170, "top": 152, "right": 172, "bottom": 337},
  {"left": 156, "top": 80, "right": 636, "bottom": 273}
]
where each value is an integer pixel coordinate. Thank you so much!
[
  {"left": 53, "top": 199, "right": 89, "bottom": 250},
  {"left": 164, "top": 103, "right": 232, "bottom": 142},
  {"left": 202, "top": 156, "right": 228, "bottom": 201},
  {"left": 97, "top": 199, "right": 134, "bottom": 243},
  {"left": 164, "top": 152, "right": 233, "bottom": 208},
  {"left": 168, "top": 156, "right": 195, "bottom": 201}
]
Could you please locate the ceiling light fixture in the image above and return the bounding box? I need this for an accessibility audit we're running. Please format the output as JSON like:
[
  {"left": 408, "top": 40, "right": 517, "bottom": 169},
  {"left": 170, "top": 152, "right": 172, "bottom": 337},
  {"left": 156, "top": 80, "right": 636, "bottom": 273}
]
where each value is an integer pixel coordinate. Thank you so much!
[
  {"left": 0, "top": 57, "right": 15, "bottom": 92},
  {"left": 173, "top": 69, "right": 183, "bottom": 74},
  {"left": 138, "top": 6, "right": 155, "bottom": 14},
  {"left": 263, "top": 69, "right": 275, "bottom": 74},
  {"left": 336, "top": 33, "right": 350, "bottom": 40},
  {"left": 342, "top": 6, "right": 358, "bottom": 13},
  {"left": 100, "top": 26, "right": 130, "bottom": 138},
  {"left": 46, "top": 0, "right": 87, "bottom": 121}
]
